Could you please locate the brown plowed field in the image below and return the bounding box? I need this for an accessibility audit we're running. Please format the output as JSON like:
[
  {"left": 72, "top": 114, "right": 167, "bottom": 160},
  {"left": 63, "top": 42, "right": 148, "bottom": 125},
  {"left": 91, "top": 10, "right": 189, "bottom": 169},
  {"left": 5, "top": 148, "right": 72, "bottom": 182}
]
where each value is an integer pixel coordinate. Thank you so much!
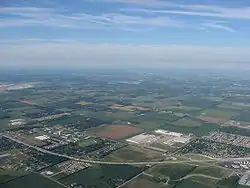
[{"left": 89, "top": 124, "right": 143, "bottom": 139}]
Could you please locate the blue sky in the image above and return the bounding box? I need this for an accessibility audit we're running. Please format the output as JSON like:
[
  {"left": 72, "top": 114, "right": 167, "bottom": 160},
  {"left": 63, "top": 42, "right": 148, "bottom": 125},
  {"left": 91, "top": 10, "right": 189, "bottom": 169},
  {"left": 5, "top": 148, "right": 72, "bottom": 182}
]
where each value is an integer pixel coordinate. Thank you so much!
[{"left": 1, "top": 0, "right": 250, "bottom": 68}]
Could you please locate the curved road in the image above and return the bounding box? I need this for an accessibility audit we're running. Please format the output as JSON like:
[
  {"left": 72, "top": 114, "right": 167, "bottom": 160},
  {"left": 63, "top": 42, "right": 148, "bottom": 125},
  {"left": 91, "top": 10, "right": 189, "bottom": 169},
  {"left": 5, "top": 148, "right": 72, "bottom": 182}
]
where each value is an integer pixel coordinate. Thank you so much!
[{"left": 3, "top": 135, "right": 248, "bottom": 165}]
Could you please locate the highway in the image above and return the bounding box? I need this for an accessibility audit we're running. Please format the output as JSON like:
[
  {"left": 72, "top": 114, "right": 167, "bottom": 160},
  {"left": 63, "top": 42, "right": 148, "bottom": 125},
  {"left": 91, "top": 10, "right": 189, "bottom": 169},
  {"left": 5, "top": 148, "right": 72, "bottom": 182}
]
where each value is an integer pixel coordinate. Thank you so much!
[{"left": 3, "top": 134, "right": 249, "bottom": 165}]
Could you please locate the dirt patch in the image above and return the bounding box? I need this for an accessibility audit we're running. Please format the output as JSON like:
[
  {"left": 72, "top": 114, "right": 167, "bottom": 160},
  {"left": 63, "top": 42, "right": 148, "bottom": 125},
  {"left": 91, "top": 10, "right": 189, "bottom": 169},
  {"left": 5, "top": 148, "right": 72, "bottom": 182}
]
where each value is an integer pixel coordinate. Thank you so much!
[
  {"left": 89, "top": 124, "right": 143, "bottom": 139},
  {"left": 199, "top": 115, "right": 226, "bottom": 124},
  {"left": 110, "top": 104, "right": 150, "bottom": 111}
]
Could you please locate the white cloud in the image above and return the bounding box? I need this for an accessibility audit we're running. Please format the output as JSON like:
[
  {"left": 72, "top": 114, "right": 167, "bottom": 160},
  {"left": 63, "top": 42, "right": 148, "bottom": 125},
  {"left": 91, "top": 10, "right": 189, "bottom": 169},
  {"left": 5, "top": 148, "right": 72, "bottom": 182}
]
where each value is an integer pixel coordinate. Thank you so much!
[
  {"left": 201, "top": 21, "right": 236, "bottom": 32},
  {"left": 122, "top": 5, "right": 250, "bottom": 20},
  {"left": 1, "top": 41, "right": 249, "bottom": 68},
  {"left": 0, "top": 7, "right": 183, "bottom": 29},
  {"left": 0, "top": 6, "right": 239, "bottom": 32}
]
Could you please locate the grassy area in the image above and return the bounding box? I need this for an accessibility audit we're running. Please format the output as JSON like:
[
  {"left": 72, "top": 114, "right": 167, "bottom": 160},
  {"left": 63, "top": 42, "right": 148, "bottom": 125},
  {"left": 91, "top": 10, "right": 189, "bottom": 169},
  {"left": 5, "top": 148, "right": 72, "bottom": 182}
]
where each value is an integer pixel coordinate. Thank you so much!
[
  {"left": 203, "top": 97, "right": 224, "bottom": 102},
  {"left": 60, "top": 164, "right": 143, "bottom": 188},
  {"left": 0, "top": 171, "right": 28, "bottom": 183},
  {"left": 1, "top": 173, "right": 65, "bottom": 188},
  {"left": 76, "top": 101, "right": 92, "bottom": 105},
  {"left": 174, "top": 176, "right": 219, "bottom": 188},
  {"left": 182, "top": 153, "right": 215, "bottom": 160},
  {"left": 200, "top": 109, "right": 238, "bottom": 120},
  {"left": 148, "top": 163, "right": 197, "bottom": 181},
  {"left": 77, "top": 138, "right": 97, "bottom": 147},
  {"left": 235, "top": 111, "right": 250, "bottom": 122},
  {"left": 160, "top": 122, "right": 220, "bottom": 136},
  {"left": 166, "top": 106, "right": 201, "bottom": 111},
  {"left": 122, "top": 174, "right": 171, "bottom": 188},
  {"left": 173, "top": 117, "right": 202, "bottom": 127},
  {"left": 104, "top": 145, "right": 164, "bottom": 162},
  {"left": 190, "top": 166, "right": 233, "bottom": 178}
]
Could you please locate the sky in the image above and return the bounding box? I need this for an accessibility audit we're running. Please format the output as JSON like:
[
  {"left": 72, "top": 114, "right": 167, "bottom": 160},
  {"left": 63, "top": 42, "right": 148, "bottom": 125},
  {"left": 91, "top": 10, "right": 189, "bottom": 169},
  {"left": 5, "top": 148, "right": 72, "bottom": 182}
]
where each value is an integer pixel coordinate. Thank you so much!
[{"left": 0, "top": 0, "right": 250, "bottom": 69}]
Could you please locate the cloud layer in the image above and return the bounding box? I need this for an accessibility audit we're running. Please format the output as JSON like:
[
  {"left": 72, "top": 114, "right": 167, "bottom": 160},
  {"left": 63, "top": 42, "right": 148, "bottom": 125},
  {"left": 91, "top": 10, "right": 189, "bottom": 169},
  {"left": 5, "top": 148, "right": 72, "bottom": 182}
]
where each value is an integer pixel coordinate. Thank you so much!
[
  {"left": 0, "top": 0, "right": 244, "bottom": 32},
  {"left": 1, "top": 41, "right": 250, "bottom": 68}
]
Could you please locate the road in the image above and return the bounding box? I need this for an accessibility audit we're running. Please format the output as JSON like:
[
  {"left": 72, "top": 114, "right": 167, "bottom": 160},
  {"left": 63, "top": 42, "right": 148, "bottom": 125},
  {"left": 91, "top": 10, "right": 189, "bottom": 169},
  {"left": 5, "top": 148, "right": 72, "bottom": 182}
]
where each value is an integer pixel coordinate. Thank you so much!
[{"left": 3, "top": 134, "right": 250, "bottom": 165}]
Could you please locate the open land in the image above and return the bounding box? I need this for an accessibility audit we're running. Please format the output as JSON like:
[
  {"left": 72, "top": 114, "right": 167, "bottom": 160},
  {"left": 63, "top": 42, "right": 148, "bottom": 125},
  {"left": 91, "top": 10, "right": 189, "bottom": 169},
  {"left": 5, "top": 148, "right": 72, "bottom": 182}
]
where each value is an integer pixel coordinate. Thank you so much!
[
  {"left": 1, "top": 70, "right": 250, "bottom": 188},
  {"left": 88, "top": 124, "right": 143, "bottom": 139}
]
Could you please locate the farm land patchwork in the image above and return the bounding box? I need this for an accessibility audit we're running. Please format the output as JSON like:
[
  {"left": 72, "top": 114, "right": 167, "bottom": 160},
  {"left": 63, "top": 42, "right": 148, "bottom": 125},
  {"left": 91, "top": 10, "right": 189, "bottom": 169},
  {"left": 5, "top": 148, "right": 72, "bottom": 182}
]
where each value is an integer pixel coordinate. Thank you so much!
[{"left": 1, "top": 70, "right": 250, "bottom": 187}]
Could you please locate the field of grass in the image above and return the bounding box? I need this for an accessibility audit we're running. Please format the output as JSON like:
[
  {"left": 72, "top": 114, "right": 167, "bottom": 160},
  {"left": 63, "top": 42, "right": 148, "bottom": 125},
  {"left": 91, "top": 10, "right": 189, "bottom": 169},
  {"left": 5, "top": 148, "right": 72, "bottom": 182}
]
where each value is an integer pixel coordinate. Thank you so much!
[
  {"left": 104, "top": 145, "right": 164, "bottom": 162},
  {"left": 148, "top": 163, "right": 197, "bottom": 181},
  {"left": 77, "top": 138, "right": 97, "bottom": 147},
  {"left": 219, "top": 101, "right": 250, "bottom": 110},
  {"left": 175, "top": 179, "right": 212, "bottom": 188},
  {"left": 60, "top": 164, "right": 143, "bottom": 188},
  {"left": 1, "top": 173, "right": 64, "bottom": 188},
  {"left": 166, "top": 106, "right": 201, "bottom": 111},
  {"left": 204, "top": 97, "right": 224, "bottom": 102},
  {"left": 173, "top": 117, "right": 202, "bottom": 127},
  {"left": 88, "top": 124, "right": 143, "bottom": 139},
  {"left": 76, "top": 101, "right": 92, "bottom": 105},
  {"left": 190, "top": 166, "right": 233, "bottom": 178},
  {"left": 235, "top": 111, "right": 250, "bottom": 122},
  {"left": 160, "top": 122, "right": 220, "bottom": 136},
  {"left": 182, "top": 153, "right": 215, "bottom": 160},
  {"left": 122, "top": 174, "right": 170, "bottom": 188},
  {"left": 0, "top": 171, "right": 28, "bottom": 184},
  {"left": 200, "top": 109, "right": 238, "bottom": 120}
]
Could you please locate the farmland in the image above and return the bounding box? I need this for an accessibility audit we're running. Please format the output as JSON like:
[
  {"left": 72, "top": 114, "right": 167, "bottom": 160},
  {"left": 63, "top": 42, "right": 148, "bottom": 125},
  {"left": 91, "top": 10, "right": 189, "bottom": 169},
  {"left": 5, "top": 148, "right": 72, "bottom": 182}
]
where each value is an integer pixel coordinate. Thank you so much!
[
  {"left": 122, "top": 174, "right": 169, "bottom": 188},
  {"left": 2, "top": 70, "right": 250, "bottom": 188},
  {"left": 88, "top": 124, "right": 143, "bottom": 139},
  {"left": 59, "top": 164, "right": 144, "bottom": 188},
  {"left": 104, "top": 145, "right": 164, "bottom": 162},
  {"left": 148, "top": 163, "right": 197, "bottom": 181},
  {"left": 173, "top": 117, "right": 202, "bottom": 127},
  {"left": 1, "top": 173, "right": 65, "bottom": 188},
  {"left": 199, "top": 109, "right": 238, "bottom": 120}
]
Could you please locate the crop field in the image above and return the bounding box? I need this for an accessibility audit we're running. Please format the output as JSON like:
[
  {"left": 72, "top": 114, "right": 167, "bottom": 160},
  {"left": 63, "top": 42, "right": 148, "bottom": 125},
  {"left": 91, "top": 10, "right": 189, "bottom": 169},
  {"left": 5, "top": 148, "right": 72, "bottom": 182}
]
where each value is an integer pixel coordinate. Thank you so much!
[
  {"left": 160, "top": 122, "right": 220, "bottom": 136},
  {"left": 104, "top": 145, "right": 164, "bottom": 162},
  {"left": 203, "top": 97, "right": 224, "bottom": 102},
  {"left": 110, "top": 104, "right": 151, "bottom": 111},
  {"left": 60, "top": 164, "right": 143, "bottom": 188},
  {"left": 0, "top": 171, "right": 28, "bottom": 184},
  {"left": 148, "top": 163, "right": 197, "bottom": 181},
  {"left": 200, "top": 109, "right": 238, "bottom": 120},
  {"left": 105, "top": 111, "right": 137, "bottom": 121},
  {"left": 76, "top": 101, "right": 92, "bottom": 105},
  {"left": 175, "top": 177, "right": 217, "bottom": 188},
  {"left": 88, "top": 124, "right": 143, "bottom": 139},
  {"left": 165, "top": 105, "right": 201, "bottom": 112},
  {"left": 1, "top": 173, "right": 65, "bottom": 188},
  {"left": 234, "top": 110, "right": 250, "bottom": 122},
  {"left": 218, "top": 101, "right": 250, "bottom": 110},
  {"left": 173, "top": 117, "right": 202, "bottom": 127},
  {"left": 190, "top": 166, "right": 233, "bottom": 178},
  {"left": 122, "top": 174, "right": 167, "bottom": 188},
  {"left": 77, "top": 138, "right": 97, "bottom": 147}
]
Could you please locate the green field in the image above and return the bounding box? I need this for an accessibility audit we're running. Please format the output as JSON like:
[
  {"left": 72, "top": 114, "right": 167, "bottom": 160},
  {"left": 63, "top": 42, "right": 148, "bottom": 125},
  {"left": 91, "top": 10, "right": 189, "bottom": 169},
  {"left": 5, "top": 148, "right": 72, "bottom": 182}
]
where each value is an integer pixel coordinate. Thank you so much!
[
  {"left": 0, "top": 173, "right": 64, "bottom": 188},
  {"left": 175, "top": 176, "right": 218, "bottom": 188},
  {"left": 148, "top": 163, "right": 197, "bottom": 181},
  {"left": 104, "top": 145, "right": 164, "bottom": 162},
  {"left": 122, "top": 174, "right": 173, "bottom": 188},
  {"left": 60, "top": 164, "right": 143, "bottom": 188},
  {"left": 0, "top": 171, "right": 28, "bottom": 184},
  {"left": 190, "top": 166, "right": 233, "bottom": 178},
  {"left": 204, "top": 97, "right": 224, "bottom": 102},
  {"left": 160, "top": 122, "right": 220, "bottom": 136},
  {"left": 173, "top": 117, "right": 202, "bottom": 127},
  {"left": 235, "top": 111, "right": 250, "bottom": 122},
  {"left": 77, "top": 138, "right": 97, "bottom": 147},
  {"left": 200, "top": 109, "right": 238, "bottom": 120}
]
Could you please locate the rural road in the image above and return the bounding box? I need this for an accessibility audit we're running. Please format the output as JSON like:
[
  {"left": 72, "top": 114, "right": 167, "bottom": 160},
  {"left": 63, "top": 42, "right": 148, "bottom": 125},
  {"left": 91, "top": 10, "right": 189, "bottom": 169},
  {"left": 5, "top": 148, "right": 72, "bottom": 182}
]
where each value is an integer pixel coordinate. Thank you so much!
[{"left": 3, "top": 134, "right": 249, "bottom": 165}]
